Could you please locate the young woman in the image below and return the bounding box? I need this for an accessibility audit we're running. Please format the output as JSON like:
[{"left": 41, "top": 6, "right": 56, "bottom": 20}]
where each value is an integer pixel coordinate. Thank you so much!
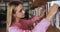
[{"left": 7, "top": 1, "right": 58, "bottom": 32}]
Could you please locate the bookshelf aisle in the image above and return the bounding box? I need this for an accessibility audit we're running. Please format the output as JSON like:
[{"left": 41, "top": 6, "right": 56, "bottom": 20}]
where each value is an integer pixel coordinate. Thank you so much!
[{"left": 29, "top": 0, "right": 60, "bottom": 32}]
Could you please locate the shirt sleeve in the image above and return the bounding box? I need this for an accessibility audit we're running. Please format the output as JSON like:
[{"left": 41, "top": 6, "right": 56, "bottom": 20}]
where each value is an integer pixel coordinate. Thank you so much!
[
  {"left": 23, "top": 16, "right": 40, "bottom": 26},
  {"left": 32, "top": 18, "right": 50, "bottom": 32}
]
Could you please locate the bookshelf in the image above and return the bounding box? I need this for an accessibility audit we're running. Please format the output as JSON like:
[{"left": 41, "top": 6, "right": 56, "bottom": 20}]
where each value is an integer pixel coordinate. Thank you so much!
[{"left": 46, "top": 1, "right": 60, "bottom": 30}]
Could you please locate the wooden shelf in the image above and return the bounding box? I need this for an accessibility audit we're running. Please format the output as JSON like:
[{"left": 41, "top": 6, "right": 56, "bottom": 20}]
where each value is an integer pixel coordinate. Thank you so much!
[{"left": 30, "top": 0, "right": 52, "bottom": 9}]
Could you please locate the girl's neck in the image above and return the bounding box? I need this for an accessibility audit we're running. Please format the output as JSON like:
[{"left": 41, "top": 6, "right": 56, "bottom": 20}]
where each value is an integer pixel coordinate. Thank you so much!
[{"left": 15, "top": 17, "right": 20, "bottom": 23}]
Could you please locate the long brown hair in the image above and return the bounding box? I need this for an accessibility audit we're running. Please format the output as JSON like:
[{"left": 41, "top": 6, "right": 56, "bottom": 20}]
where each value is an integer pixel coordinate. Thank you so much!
[{"left": 7, "top": 1, "right": 23, "bottom": 30}]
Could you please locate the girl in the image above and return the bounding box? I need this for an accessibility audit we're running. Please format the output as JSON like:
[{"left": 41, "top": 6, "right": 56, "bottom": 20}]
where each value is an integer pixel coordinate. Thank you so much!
[{"left": 7, "top": 1, "right": 58, "bottom": 32}]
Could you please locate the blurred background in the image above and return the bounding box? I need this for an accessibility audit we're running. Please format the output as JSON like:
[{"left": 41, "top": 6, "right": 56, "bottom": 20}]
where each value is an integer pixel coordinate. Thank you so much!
[{"left": 0, "top": 0, "right": 60, "bottom": 32}]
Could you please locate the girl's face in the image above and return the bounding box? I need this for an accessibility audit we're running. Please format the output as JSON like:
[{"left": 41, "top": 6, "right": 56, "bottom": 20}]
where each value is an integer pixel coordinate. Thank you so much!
[{"left": 14, "top": 4, "right": 25, "bottom": 18}]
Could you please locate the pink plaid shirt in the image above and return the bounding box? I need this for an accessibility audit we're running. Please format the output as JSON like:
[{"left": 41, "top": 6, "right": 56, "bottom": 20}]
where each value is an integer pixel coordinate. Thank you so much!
[{"left": 8, "top": 16, "right": 50, "bottom": 32}]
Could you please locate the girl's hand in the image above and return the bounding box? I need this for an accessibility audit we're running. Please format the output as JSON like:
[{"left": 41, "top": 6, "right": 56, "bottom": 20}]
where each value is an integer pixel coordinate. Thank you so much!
[
  {"left": 46, "top": 4, "right": 58, "bottom": 21},
  {"left": 39, "top": 8, "right": 46, "bottom": 18}
]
